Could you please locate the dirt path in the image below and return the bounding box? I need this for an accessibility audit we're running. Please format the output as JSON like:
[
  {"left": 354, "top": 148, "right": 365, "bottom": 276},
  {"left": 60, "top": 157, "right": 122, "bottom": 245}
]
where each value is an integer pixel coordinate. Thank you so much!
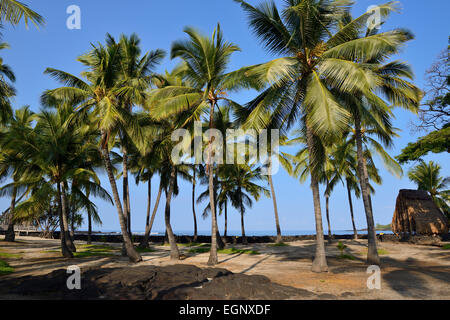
[{"left": 1, "top": 235, "right": 449, "bottom": 299}]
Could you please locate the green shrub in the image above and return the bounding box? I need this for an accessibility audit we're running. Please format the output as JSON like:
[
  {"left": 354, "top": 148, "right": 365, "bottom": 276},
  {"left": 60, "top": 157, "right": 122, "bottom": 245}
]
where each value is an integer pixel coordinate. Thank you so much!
[
  {"left": 0, "top": 252, "right": 22, "bottom": 259},
  {"left": 337, "top": 241, "right": 347, "bottom": 255},
  {"left": 0, "top": 260, "right": 14, "bottom": 275}
]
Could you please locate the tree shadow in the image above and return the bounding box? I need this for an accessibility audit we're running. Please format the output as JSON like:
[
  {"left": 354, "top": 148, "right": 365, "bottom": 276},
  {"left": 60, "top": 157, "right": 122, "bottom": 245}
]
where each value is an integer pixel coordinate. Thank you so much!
[{"left": 240, "top": 255, "right": 270, "bottom": 274}]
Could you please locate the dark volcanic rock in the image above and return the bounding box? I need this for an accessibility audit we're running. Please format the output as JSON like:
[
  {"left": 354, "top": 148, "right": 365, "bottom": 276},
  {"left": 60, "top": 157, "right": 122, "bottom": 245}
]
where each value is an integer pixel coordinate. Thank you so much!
[{"left": 0, "top": 264, "right": 318, "bottom": 300}]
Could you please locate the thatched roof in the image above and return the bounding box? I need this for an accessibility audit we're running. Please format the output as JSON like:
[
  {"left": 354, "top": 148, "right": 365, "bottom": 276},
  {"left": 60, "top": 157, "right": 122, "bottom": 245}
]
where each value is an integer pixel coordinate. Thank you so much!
[{"left": 392, "top": 189, "right": 449, "bottom": 235}]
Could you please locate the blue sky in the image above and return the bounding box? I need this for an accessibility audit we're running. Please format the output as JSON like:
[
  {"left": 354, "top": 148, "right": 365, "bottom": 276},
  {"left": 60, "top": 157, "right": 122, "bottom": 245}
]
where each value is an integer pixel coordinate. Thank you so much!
[{"left": 1, "top": 0, "right": 449, "bottom": 234}]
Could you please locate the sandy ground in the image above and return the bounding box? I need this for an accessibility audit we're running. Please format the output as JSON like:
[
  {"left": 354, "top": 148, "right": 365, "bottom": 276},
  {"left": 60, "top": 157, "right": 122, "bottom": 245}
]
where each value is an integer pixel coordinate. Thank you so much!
[{"left": 1, "top": 235, "right": 449, "bottom": 300}]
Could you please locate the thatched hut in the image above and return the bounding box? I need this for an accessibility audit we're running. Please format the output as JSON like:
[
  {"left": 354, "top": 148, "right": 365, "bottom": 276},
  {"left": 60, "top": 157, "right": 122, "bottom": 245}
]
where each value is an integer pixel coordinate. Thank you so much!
[{"left": 392, "top": 189, "right": 449, "bottom": 235}]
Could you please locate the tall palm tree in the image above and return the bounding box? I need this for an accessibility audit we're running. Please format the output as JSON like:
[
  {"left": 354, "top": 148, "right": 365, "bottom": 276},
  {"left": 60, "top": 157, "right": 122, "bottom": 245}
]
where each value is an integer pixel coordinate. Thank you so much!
[
  {"left": 327, "top": 7, "right": 422, "bottom": 264},
  {"left": 4, "top": 105, "right": 100, "bottom": 257},
  {"left": 41, "top": 36, "right": 145, "bottom": 262},
  {"left": 235, "top": 0, "right": 419, "bottom": 269},
  {"left": 149, "top": 24, "right": 259, "bottom": 265},
  {"left": 112, "top": 34, "right": 165, "bottom": 239},
  {"left": 0, "top": 106, "right": 35, "bottom": 241},
  {"left": 408, "top": 161, "right": 449, "bottom": 216}
]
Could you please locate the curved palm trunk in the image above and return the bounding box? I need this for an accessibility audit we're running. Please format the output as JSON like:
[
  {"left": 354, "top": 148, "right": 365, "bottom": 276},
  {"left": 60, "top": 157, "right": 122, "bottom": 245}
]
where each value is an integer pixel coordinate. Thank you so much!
[
  {"left": 102, "top": 146, "right": 142, "bottom": 262},
  {"left": 61, "top": 181, "right": 76, "bottom": 252},
  {"left": 121, "top": 149, "right": 131, "bottom": 256},
  {"left": 192, "top": 168, "right": 198, "bottom": 242},
  {"left": 346, "top": 180, "right": 358, "bottom": 240},
  {"left": 145, "top": 179, "right": 151, "bottom": 227},
  {"left": 87, "top": 210, "right": 92, "bottom": 244},
  {"left": 224, "top": 201, "right": 228, "bottom": 238},
  {"left": 268, "top": 162, "right": 282, "bottom": 243},
  {"left": 213, "top": 173, "right": 225, "bottom": 249},
  {"left": 207, "top": 102, "right": 218, "bottom": 266},
  {"left": 5, "top": 185, "right": 17, "bottom": 242},
  {"left": 165, "top": 166, "right": 180, "bottom": 260},
  {"left": 354, "top": 116, "right": 380, "bottom": 265},
  {"left": 139, "top": 179, "right": 163, "bottom": 248},
  {"left": 306, "top": 126, "right": 328, "bottom": 273},
  {"left": 240, "top": 205, "right": 247, "bottom": 245},
  {"left": 57, "top": 182, "right": 73, "bottom": 258},
  {"left": 325, "top": 194, "right": 332, "bottom": 242}
]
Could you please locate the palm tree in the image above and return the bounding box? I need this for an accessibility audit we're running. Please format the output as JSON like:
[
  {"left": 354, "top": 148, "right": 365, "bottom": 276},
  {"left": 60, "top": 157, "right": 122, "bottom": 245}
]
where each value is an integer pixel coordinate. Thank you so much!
[
  {"left": 408, "top": 161, "right": 449, "bottom": 216},
  {"left": 327, "top": 7, "right": 422, "bottom": 264},
  {"left": 333, "top": 142, "right": 361, "bottom": 239},
  {"left": 41, "top": 36, "right": 145, "bottom": 262},
  {"left": 0, "top": 106, "right": 35, "bottom": 241},
  {"left": 286, "top": 131, "right": 339, "bottom": 240},
  {"left": 149, "top": 24, "right": 259, "bottom": 265},
  {"left": 0, "top": 41, "right": 16, "bottom": 124},
  {"left": 0, "top": 0, "right": 44, "bottom": 27},
  {"left": 235, "top": 0, "right": 419, "bottom": 269},
  {"left": 224, "top": 164, "right": 269, "bottom": 244},
  {"left": 112, "top": 34, "right": 165, "bottom": 239},
  {"left": 4, "top": 105, "right": 98, "bottom": 256}
]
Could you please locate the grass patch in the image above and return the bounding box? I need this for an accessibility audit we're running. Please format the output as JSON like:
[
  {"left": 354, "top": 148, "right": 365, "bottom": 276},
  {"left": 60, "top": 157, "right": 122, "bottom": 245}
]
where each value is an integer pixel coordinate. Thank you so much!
[
  {"left": 0, "top": 251, "right": 22, "bottom": 259},
  {"left": 359, "top": 248, "right": 389, "bottom": 255},
  {"left": 442, "top": 244, "right": 450, "bottom": 250},
  {"left": 337, "top": 254, "right": 356, "bottom": 260},
  {"left": 219, "top": 248, "right": 260, "bottom": 255},
  {"left": 0, "top": 259, "right": 14, "bottom": 275},
  {"left": 73, "top": 251, "right": 113, "bottom": 258},
  {"left": 267, "top": 242, "right": 290, "bottom": 247},
  {"left": 43, "top": 245, "right": 118, "bottom": 257},
  {"left": 187, "top": 247, "right": 259, "bottom": 255},
  {"left": 77, "top": 244, "right": 117, "bottom": 251},
  {"left": 188, "top": 247, "right": 210, "bottom": 254}
]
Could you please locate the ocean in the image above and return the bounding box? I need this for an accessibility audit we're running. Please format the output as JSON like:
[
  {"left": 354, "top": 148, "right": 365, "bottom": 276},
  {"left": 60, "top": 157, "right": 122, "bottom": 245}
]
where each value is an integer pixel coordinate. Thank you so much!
[{"left": 78, "top": 229, "right": 393, "bottom": 236}]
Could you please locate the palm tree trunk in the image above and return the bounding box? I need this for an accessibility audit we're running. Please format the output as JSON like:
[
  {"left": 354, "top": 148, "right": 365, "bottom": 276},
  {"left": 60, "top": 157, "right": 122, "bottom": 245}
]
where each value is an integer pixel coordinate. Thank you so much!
[
  {"left": 354, "top": 115, "right": 380, "bottom": 265},
  {"left": 306, "top": 126, "right": 328, "bottom": 273},
  {"left": 87, "top": 210, "right": 92, "bottom": 244},
  {"left": 139, "top": 179, "right": 163, "bottom": 248},
  {"left": 70, "top": 206, "right": 75, "bottom": 238},
  {"left": 5, "top": 185, "right": 17, "bottom": 242},
  {"left": 122, "top": 149, "right": 132, "bottom": 238},
  {"left": 61, "top": 181, "right": 76, "bottom": 252},
  {"left": 57, "top": 182, "right": 73, "bottom": 258},
  {"left": 268, "top": 160, "right": 282, "bottom": 243},
  {"left": 346, "top": 180, "right": 358, "bottom": 240},
  {"left": 145, "top": 178, "right": 151, "bottom": 227},
  {"left": 325, "top": 194, "right": 331, "bottom": 242},
  {"left": 101, "top": 146, "right": 142, "bottom": 262},
  {"left": 240, "top": 205, "right": 247, "bottom": 245},
  {"left": 207, "top": 101, "right": 218, "bottom": 266},
  {"left": 224, "top": 201, "right": 228, "bottom": 238},
  {"left": 213, "top": 176, "right": 225, "bottom": 250},
  {"left": 192, "top": 168, "right": 198, "bottom": 242},
  {"left": 165, "top": 166, "right": 180, "bottom": 260}
]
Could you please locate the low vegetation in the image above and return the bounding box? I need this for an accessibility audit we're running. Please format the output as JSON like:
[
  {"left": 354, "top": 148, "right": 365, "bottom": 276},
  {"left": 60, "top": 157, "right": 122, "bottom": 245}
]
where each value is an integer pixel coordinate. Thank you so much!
[
  {"left": 188, "top": 247, "right": 260, "bottom": 255},
  {"left": 0, "top": 260, "right": 14, "bottom": 275}
]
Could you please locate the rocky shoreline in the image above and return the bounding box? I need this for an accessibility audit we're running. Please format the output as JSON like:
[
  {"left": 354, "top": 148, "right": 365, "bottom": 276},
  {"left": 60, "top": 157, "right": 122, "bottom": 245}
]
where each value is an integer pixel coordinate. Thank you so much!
[{"left": 1, "top": 230, "right": 449, "bottom": 245}]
